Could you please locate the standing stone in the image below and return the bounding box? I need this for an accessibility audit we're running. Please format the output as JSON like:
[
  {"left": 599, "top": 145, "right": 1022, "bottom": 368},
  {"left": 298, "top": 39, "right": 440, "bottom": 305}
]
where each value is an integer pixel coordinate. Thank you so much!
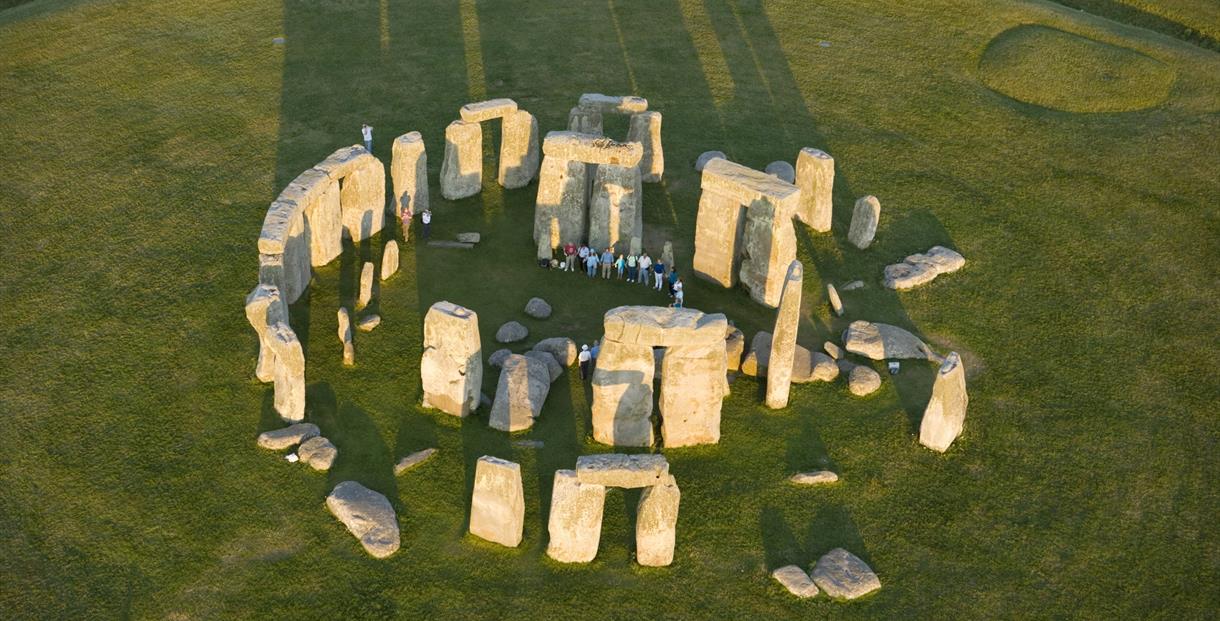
[
  {"left": 627, "top": 111, "right": 664, "bottom": 182},
  {"left": 326, "top": 481, "right": 400, "bottom": 558},
  {"left": 499, "top": 109, "right": 540, "bottom": 189},
  {"left": 420, "top": 301, "right": 482, "bottom": 417},
  {"left": 337, "top": 307, "right": 354, "bottom": 366},
  {"left": 725, "top": 327, "right": 745, "bottom": 372},
  {"left": 245, "top": 284, "right": 286, "bottom": 382},
  {"left": 268, "top": 322, "right": 305, "bottom": 422},
  {"left": 339, "top": 156, "right": 387, "bottom": 243},
  {"left": 660, "top": 343, "right": 729, "bottom": 447},
  {"left": 629, "top": 235, "right": 642, "bottom": 256},
  {"left": 766, "top": 261, "right": 803, "bottom": 409},
  {"left": 588, "top": 163, "right": 643, "bottom": 251},
  {"left": 381, "top": 240, "right": 399, "bottom": 280},
  {"left": 827, "top": 283, "right": 844, "bottom": 316},
  {"left": 695, "top": 150, "right": 726, "bottom": 171},
  {"left": 692, "top": 190, "right": 745, "bottom": 287},
  {"left": 567, "top": 106, "right": 603, "bottom": 136},
  {"left": 848, "top": 195, "right": 881, "bottom": 249},
  {"left": 546, "top": 469, "right": 607, "bottom": 563},
  {"left": 591, "top": 340, "right": 655, "bottom": 447},
  {"left": 635, "top": 475, "right": 680, "bottom": 567},
  {"left": 391, "top": 131, "right": 428, "bottom": 220},
  {"left": 440, "top": 120, "right": 482, "bottom": 200},
  {"left": 811, "top": 548, "right": 881, "bottom": 600},
  {"left": 533, "top": 155, "right": 588, "bottom": 247},
  {"left": 765, "top": 160, "right": 796, "bottom": 183},
  {"left": 795, "top": 147, "right": 834, "bottom": 231},
  {"left": 489, "top": 354, "right": 551, "bottom": 432},
  {"left": 469, "top": 456, "right": 525, "bottom": 547},
  {"left": 282, "top": 168, "right": 342, "bottom": 268},
  {"left": 919, "top": 352, "right": 968, "bottom": 452},
  {"left": 357, "top": 262, "right": 374, "bottom": 309},
  {"left": 660, "top": 241, "right": 675, "bottom": 270},
  {"left": 259, "top": 198, "right": 311, "bottom": 304}
]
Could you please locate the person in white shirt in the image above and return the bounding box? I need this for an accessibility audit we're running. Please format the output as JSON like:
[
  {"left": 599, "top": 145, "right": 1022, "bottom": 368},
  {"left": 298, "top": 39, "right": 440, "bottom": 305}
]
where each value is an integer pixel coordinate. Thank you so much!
[
  {"left": 637, "top": 253, "right": 652, "bottom": 285},
  {"left": 421, "top": 209, "right": 432, "bottom": 239},
  {"left": 361, "top": 124, "right": 373, "bottom": 152},
  {"left": 578, "top": 345, "right": 592, "bottom": 380}
]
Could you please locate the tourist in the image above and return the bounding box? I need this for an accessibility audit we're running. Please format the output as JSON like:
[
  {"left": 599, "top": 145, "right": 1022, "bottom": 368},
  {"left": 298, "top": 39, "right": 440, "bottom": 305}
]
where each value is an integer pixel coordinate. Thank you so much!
[
  {"left": 577, "top": 244, "right": 590, "bottom": 272},
  {"left": 614, "top": 254, "right": 625, "bottom": 279},
  {"left": 600, "top": 248, "right": 614, "bottom": 278},
  {"left": 400, "top": 193, "right": 413, "bottom": 241},
  {"left": 563, "top": 242, "right": 577, "bottom": 272},
  {"left": 590, "top": 339, "right": 600, "bottom": 362},
  {"left": 638, "top": 252, "right": 652, "bottom": 285},
  {"left": 585, "top": 248, "right": 600, "bottom": 278},
  {"left": 672, "top": 288, "right": 685, "bottom": 308},
  {"left": 626, "top": 252, "right": 638, "bottom": 282},
  {"left": 653, "top": 259, "right": 665, "bottom": 290},
  {"left": 361, "top": 123, "right": 373, "bottom": 152},
  {"left": 420, "top": 209, "right": 431, "bottom": 239},
  {"left": 578, "top": 345, "right": 592, "bottom": 380},
  {"left": 667, "top": 268, "right": 680, "bottom": 296}
]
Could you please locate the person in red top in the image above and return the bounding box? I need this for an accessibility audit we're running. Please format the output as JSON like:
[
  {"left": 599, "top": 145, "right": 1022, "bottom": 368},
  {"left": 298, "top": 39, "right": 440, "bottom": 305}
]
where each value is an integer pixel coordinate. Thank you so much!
[{"left": 563, "top": 242, "right": 577, "bottom": 272}]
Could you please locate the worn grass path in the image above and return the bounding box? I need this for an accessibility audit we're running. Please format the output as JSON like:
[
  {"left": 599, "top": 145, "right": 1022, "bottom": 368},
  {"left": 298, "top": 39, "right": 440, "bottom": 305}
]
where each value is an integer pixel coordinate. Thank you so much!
[{"left": 1, "top": 0, "right": 1218, "bottom": 618}]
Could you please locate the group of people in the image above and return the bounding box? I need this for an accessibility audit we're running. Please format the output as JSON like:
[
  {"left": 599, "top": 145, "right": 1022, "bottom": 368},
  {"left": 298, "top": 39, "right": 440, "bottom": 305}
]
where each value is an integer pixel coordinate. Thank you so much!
[{"left": 542, "top": 242, "right": 685, "bottom": 308}]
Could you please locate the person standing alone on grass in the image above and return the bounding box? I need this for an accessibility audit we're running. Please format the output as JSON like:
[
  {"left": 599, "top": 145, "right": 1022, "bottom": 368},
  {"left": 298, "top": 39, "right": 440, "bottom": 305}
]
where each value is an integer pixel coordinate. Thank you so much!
[
  {"left": 600, "top": 248, "right": 614, "bottom": 279},
  {"left": 578, "top": 345, "right": 592, "bottom": 380},
  {"left": 421, "top": 209, "right": 431, "bottom": 239},
  {"left": 362, "top": 123, "right": 373, "bottom": 152},
  {"left": 638, "top": 252, "right": 652, "bottom": 285}
]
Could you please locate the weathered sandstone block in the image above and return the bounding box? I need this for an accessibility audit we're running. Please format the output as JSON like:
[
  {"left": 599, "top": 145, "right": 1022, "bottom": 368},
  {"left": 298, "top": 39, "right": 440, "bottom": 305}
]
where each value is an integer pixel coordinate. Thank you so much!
[
  {"left": 842, "top": 320, "right": 937, "bottom": 360},
  {"left": 440, "top": 120, "right": 482, "bottom": 200},
  {"left": 459, "top": 98, "right": 518, "bottom": 123},
  {"left": 420, "top": 301, "right": 482, "bottom": 417},
  {"left": 811, "top": 548, "right": 881, "bottom": 600},
  {"left": 541, "top": 131, "right": 643, "bottom": 167},
  {"left": 499, "top": 109, "right": 540, "bottom": 189},
  {"left": 469, "top": 456, "right": 524, "bottom": 547},
  {"left": 766, "top": 261, "right": 803, "bottom": 409},
  {"left": 588, "top": 163, "right": 643, "bottom": 251},
  {"left": 546, "top": 469, "right": 607, "bottom": 563},
  {"left": 636, "top": 475, "right": 680, "bottom": 567},
  {"left": 489, "top": 354, "right": 551, "bottom": 432},
  {"left": 848, "top": 195, "right": 880, "bottom": 249},
  {"left": 772, "top": 565, "right": 820, "bottom": 598},
  {"left": 326, "top": 481, "right": 399, "bottom": 558},
  {"left": 660, "top": 343, "right": 729, "bottom": 447},
  {"left": 268, "top": 322, "right": 305, "bottom": 422},
  {"left": 591, "top": 341, "right": 655, "bottom": 447},
  {"left": 358, "top": 262, "right": 374, "bottom": 309},
  {"left": 533, "top": 155, "right": 588, "bottom": 247},
  {"left": 576, "top": 453, "right": 669, "bottom": 488},
  {"left": 919, "top": 352, "right": 968, "bottom": 452},
  {"left": 391, "top": 131, "right": 428, "bottom": 220},
  {"left": 257, "top": 422, "right": 319, "bottom": 450},
  {"left": 381, "top": 240, "right": 399, "bottom": 280},
  {"left": 795, "top": 147, "right": 834, "bottom": 231},
  {"left": 627, "top": 111, "right": 664, "bottom": 182},
  {"left": 883, "top": 246, "right": 965, "bottom": 290}
]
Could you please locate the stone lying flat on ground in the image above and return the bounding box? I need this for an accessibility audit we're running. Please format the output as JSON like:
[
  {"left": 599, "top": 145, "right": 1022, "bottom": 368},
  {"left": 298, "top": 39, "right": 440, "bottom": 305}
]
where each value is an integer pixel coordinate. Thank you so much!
[
  {"left": 326, "top": 481, "right": 400, "bottom": 558},
  {"left": 469, "top": 456, "right": 525, "bottom": 547},
  {"left": 725, "top": 327, "right": 745, "bottom": 372},
  {"left": 546, "top": 469, "right": 607, "bottom": 563},
  {"left": 358, "top": 262, "right": 374, "bottom": 309},
  {"left": 841, "top": 280, "right": 865, "bottom": 291},
  {"left": 792, "top": 348, "right": 839, "bottom": 383},
  {"left": 883, "top": 246, "right": 965, "bottom": 290},
  {"left": 427, "top": 240, "right": 475, "bottom": 249},
  {"left": 524, "top": 297, "right": 552, "bottom": 319},
  {"left": 489, "top": 354, "right": 551, "bottom": 432},
  {"left": 824, "top": 341, "right": 844, "bottom": 359},
  {"left": 919, "top": 352, "right": 968, "bottom": 452},
  {"left": 297, "top": 436, "right": 337, "bottom": 471},
  {"left": 488, "top": 348, "right": 512, "bottom": 368},
  {"left": 524, "top": 350, "right": 563, "bottom": 383},
  {"left": 394, "top": 448, "right": 437, "bottom": 475},
  {"left": 843, "top": 320, "right": 937, "bottom": 361},
  {"left": 741, "top": 331, "right": 772, "bottom": 376},
  {"left": 257, "top": 423, "right": 320, "bottom": 450},
  {"left": 532, "top": 337, "right": 577, "bottom": 366},
  {"left": 811, "top": 548, "right": 881, "bottom": 600},
  {"left": 847, "top": 195, "right": 881, "bottom": 250},
  {"left": 357, "top": 315, "right": 381, "bottom": 332},
  {"left": 513, "top": 439, "right": 544, "bottom": 449},
  {"left": 496, "top": 321, "right": 529, "bottom": 343},
  {"left": 848, "top": 366, "right": 882, "bottom": 396},
  {"left": 456, "top": 232, "right": 481, "bottom": 244},
  {"left": 827, "top": 283, "right": 844, "bottom": 317},
  {"left": 635, "top": 474, "right": 680, "bottom": 567},
  {"left": 765, "top": 160, "right": 796, "bottom": 183},
  {"left": 695, "top": 150, "right": 726, "bottom": 171},
  {"left": 790, "top": 470, "right": 839, "bottom": 485},
  {"left": 575, "top": 453, "right": 669, "bottom": 488},
  {"left": 772, "top": 565, "right": 820, "bottom": 598}
]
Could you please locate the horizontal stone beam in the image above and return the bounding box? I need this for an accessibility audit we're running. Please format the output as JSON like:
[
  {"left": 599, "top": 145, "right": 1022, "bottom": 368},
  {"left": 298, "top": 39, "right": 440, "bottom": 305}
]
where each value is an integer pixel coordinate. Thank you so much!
[
  {"left": 542, "top": 131, "right": 642, "bottom": 167},
  {"left": 575, "top": 453, "right": 669, "bottom": 488},
  {"left": 602, "top": 306, "right": 728, "bottom": 347},
  {"left": 579, "top": 93, "right": 648, "bottom": 114},
  {"left": 701, "top": 157, "right": 800, "bottom": 206},
  {"left": 460, "top": 98, "right": 518, "bottom": 123}
]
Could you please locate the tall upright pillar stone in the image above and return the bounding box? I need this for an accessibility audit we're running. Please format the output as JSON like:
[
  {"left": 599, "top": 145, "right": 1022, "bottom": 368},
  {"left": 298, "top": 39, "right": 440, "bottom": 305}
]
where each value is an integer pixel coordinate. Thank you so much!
[
  {"left": 627, "top": 111, "right": 664, "bottom": 182},
  {"left": 420, "top": 301, "right": 482, "bottom": 417},
  {"left": 391, "top": 131, "right": 428, "bottom": 220},
  {"left": 499, "top": 109, "right": 540, "bottom": 189},
  {"left": 636, "top": 474, "right": 680, "bottom": 567},
  {"left": 588, "top": 163, "right": 643, "bottom": 252},
  {"left": 546, "top": 470, "right": 607, "bottom": 563},
  {"left": 919, "top": 352, "right": 968, "bottom": 452},
  {"left": 591, "top": 340, "right": 655, "bottom": 447},
  {"left": 766, "top": 261, "right": 803, "bottom": 409},
  {"left": 795, "top": 147, "right": 834, "bottom": 232},
  {"left": 469, "top": 456, "right": 525, "bottom": 547},
  {"left": 440, "top": 120, "right": 482, "bottom": 200}
]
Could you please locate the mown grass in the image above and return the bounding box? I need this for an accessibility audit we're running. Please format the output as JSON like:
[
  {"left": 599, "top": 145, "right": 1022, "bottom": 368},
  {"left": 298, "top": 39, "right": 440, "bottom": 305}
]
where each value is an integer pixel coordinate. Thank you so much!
[{"left": 1, "top": 0, "right": 1218, "bottom": 619}]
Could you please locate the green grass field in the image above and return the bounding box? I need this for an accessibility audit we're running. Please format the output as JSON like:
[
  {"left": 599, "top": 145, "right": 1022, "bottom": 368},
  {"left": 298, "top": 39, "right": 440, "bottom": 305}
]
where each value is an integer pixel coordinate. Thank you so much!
[{"left": 1, "top": 0, "right": 1218, "bottom": 618}]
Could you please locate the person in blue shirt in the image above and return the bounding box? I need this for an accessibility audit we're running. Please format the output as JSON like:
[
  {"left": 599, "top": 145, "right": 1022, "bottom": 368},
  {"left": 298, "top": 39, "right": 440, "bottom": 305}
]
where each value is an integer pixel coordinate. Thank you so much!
[
  {"left": 653, "top": 260, "right": 666, "bottom": 290},
  {"left": 585, "top": 250, "right": 600, "bottom": 278},
  {"left": 600, "top": 248, "right": 614, "bottom": 278},
  {"left": 667, "top": 268, "right": 680, "bottom": 296}
]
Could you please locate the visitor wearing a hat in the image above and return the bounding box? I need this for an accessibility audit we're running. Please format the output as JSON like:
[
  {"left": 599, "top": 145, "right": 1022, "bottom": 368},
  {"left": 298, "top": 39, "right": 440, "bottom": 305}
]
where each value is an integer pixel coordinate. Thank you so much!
[
  {"left": 421, "top": 209, "right": 431, "bottom": 239},
  {"left": 578, "top": 344, "right": 592, "bottom": 380}
]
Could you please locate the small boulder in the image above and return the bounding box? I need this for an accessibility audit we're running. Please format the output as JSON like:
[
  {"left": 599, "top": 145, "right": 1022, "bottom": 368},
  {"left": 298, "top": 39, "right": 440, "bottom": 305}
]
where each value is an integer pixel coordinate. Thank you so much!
[
  {"left": 524, "top": 350, "right": 564, "bottom": 383},
  {"left": 297, "top": 436, "right": 337, "bottom": 471},
  {"left": 524, "top": 297, "right": 552, "bottom": 319},
  {"left": 772, "top": 565, "right": 819, "bottom": 598},
  {"left": 456, "top": 232, "right": 481, "bottom": 244},
  {"left": 765, "top": 160, "right": 796, "bottom": 184},
  {"left": 326, "top": 481, "right": 400, "bottom": 558},
  {"left": 841, "top": 280, "right": 865, "bottom": 291},
  {"left": 257, "top": 423, "right": 320, "bottom": 450},
  {"left": 811, "top": 548, "right": 881, "bottom": 600},
  {"left": 827, "top": 283, "right": 844, "bottom": 317},
  {"left": 488, "top": 348, "right": 512, "bottom": 368},
  {"left": 725, "top": 327, "right": 745, "bottom": 372},
  {"left": 394, "top": 448, "right": 437, "bottom": 475},
  {"left": 741, "top": 331, "right": 772, "bottom": 377},
  {"left": 695, "top": 150, "right": 726, "bottom": 171},
  {"left": 790, "top": 470, "right": 839, "bottom": 485},
  {"left": 848, "top": 366, "right": 882, "bottom": 396},
  {"left": 792, "top": 348, "right": 839, "bottom": 383},
  {"left": 532, "top": 337, "right": 578, "bottom": 366},
  {"left": 496, "top": 321, "right": 529, "bottom": 343},
  {"left": 357, "top": 315, "right": 381, "bottom": 332},
  {"left": 823, "top": 341, "right": 844, "bottom": 360}
]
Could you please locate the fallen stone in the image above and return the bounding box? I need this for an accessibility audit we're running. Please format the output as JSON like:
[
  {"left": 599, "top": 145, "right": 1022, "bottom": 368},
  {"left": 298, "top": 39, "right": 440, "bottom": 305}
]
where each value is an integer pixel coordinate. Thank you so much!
[
  {"left": 636, "top": 474, "right": 680, "bottom": 566},
  {"left": 790, "top": 470, "right": 839, "bottom": 485},
  {"left": 495, "top": 321, "right": 529, "bottom": 343},
  {"left": 772, "top": 565, "right": 820, "bottom": 598},
  {"left": 488, "top": 348, "right": 512, "bottom": 368},
  {"left": 524, "top": 349, "right": 563, "bottom": 383},
  {"left": 489, "top": 354, "right": 551, "bottom": 432},
  {"left": 393, "top": 448, "right": 437, "bottom": 475},
  {"left": 841, "top": 280, "right": 865, "bottom": 291},
  {"left": 524, "top": 297, "right": 552, "bottom": 319},
  {"left": 469, "top": 456, "right": 524, "bottom": 547},
  {"left": 427, "top": 240, "right": 475, "bottom": 249},
  {"left": 513, "top": 439, "right": 544, "bottom": 449},
  {"left": 546, "top": 469, "right": 607, "bottom": 563},
  {"left": 357, "top": 262, "right": 374, "bottom": 309},
  {"left": 827, "top": 283, "right": 844, "bottom": 316},
  {"left": 792, "top": 348, "right": 839, "bottom": 383},
  {"left": 576, "top": 453, "right": 669, "bottom": 488},
  {"left": 456, "top": 232, "right": 481, "bottom": 244},
  {"left": 811, "top": 548, "right": 881, "bottom": 600},
  {"left": 695, "top": 150, "right": 726, "bottom": 171},
  {"left": 326, "top": 481, "right": 399, "bottom": 558},
  {"left": 765, "top": 160, "right": 796, "bottom": 183},
  {"left": 533, "top": 337, "right": 578, "bottom": 366},
  {"left": 357, "top": 315, "right": 381, "bottom": 332},
  {"left": 741, "top": 331, "right": 772, "bottom": 376},
  {"left": 381, "top": 240, "right": 399, "bottom": 280},
  {"left": 848, "top": 366, "right": 882, "bottom": 396},
  {"left": 725, "top": 327, "right": 745, "bottom": 372},
  {"left": 257, "top": 423, "right": 320, "bottom": 450},
  {"left": 824, "top": 341, "right": 844, "bottom": 359},
  {"left": 919, "top": 352, "right": 968, "bottom": 452},
  {"left": 847, "top": 196, "right": 880, "bottom": 249},
  {"left": 297, "top": 436, "right": 337, "bottom": 471},
  {"left": 843, "top": 320, "right": 937, "bottom": 361},
  {"left": 883, "top": 246, "right": 965, "bottom": 290}
]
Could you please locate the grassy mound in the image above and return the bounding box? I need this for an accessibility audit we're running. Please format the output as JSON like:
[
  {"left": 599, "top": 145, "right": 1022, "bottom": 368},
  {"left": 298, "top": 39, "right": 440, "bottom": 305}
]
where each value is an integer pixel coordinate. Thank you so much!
[{"left": 978, "top": 24, "right": 1176, "bottom": 112}]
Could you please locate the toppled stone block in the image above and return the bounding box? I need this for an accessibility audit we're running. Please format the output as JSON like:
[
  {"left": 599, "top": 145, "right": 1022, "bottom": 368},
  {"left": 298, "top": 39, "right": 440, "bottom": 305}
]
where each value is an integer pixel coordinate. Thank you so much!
[
  {"left": 772, "top": 565, "right": 820, "bottom": 598},
  {"left": 489, "top": 354, "right": 551, "bottom": 432},
  {"left": 883, "top": 246, "right": 965, "bottom": 290},
  {"left": 842, "top": 320, "right": 937, "bottom": 361},
  {"left": 811, "top": 548, "right": 881, "bottom": 600},
  {"left": 532, "top": 337, "right": 578, "bottom": 366},
  {"left": 257, "top": 422, "right": 319, "bottom": 450},
  {"left": 790, "top": 470, "right": 839, "bottom": 485},
  {"left": 394, "top": 448, "right": 437, "bottom": 475},
  {"left": 297, "top": 436, "right": 337, "bottom": 471},
  {"left": 326, "top": 481, "right": 400, "bottom": 558}
]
